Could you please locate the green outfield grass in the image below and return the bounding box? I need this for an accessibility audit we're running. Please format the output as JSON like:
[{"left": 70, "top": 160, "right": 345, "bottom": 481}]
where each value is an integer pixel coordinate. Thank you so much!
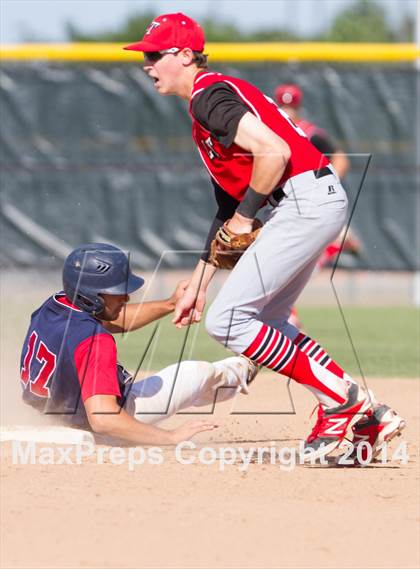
[{"left": 115, "top": 306, "right": 419, "bottom": 378}]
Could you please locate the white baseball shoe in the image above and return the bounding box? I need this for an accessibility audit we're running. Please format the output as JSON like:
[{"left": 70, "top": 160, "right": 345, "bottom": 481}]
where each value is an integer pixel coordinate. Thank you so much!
[
  {"left": 211, "top": 355, "right": 260, "bottom": 395},
  {"left": 237, "top": 355, "right": 260, "bottom": 394}
]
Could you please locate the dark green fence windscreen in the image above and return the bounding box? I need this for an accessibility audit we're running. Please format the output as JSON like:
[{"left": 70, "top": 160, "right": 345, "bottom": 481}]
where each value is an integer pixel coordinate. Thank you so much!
[{"left": 0, "top": 62, "right": 418, "bottom": 270}]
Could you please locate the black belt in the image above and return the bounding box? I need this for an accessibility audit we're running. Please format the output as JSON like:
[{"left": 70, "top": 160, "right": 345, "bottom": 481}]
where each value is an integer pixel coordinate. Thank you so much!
[
  {"left": 270, "top": 187, "right": 286, "bottom": 204},
  {"left": 270, "top": 166, "right": 333, "bottom": 205},
  {"left": 314, "top": 166, "right": 333, "bottom": 179}
]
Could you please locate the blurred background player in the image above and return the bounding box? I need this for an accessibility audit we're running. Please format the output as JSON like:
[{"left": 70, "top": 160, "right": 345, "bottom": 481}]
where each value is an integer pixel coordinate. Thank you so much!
[
  {"left": 275, "top": 83, "right": 350, "bottom": 179},
  {"left": 20, "top": 243, "right": 257, "bottom": 445},
  {"left": 276, "top": 83, "right": 361, "bottom": 328}
]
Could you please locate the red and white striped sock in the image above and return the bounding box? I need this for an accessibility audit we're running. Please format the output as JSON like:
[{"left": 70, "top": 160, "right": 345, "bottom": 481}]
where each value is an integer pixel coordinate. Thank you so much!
[
  {"left": 293, "top": 332, "right": 356, "bottom": 384},
  {"left": 243, "top": 324, "right": 348, "bottom": 406}
]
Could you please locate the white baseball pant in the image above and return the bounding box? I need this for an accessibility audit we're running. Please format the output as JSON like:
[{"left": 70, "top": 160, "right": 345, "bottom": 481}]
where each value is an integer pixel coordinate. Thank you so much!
[
  {"left": 205, "top": 169, "right": 348, "bottom": 352},
  {"left": 125, "top": 356, "right": 250, "bottom": 423}
]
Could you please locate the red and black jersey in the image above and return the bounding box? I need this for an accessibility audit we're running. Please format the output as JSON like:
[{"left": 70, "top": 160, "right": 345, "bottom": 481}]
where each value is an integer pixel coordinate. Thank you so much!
[
  {"left": 189, "top": 71, "right": 329, "bottom": 202},
  {"left": 20, "top": 293, "right": 131, "bottom": 429}
]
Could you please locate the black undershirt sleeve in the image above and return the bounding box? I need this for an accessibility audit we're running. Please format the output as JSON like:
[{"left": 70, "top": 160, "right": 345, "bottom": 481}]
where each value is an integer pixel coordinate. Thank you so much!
[
  {"left": 310, "top": 133, "right": 336, "bottom": 156},
  {"left": 192, "top": 82, "right": 250, "bottom": 148},
  {"left": 200, "top": 181, "right": 240, "bottom": 262}
]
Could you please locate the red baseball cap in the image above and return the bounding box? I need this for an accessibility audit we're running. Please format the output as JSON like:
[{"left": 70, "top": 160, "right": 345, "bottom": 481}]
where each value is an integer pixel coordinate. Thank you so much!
[
  {"left": 275, "top": 84, "right": 303, "bottom": 108},
  {"left": 123, "top": 13, "right": 205, "bottom": 53}
]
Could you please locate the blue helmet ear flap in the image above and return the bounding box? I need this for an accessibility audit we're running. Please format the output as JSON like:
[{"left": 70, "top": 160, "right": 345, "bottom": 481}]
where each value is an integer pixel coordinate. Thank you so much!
[{"left": 64, "top": 286, "right": 105, "bottom": 315}]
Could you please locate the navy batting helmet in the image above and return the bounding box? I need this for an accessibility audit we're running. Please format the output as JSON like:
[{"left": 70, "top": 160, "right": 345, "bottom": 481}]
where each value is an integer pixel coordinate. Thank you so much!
[{"left": 63, "top": 243, "right": 144, "bottom": 315}]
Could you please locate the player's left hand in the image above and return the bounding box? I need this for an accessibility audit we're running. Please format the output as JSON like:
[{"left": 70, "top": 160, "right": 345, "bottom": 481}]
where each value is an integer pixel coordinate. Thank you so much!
[
  {"left": 208, "top": 217, "right": 263, "bottom": 270},
  {"left": 170, "top": 419, "right": 219, "bottom": 443}
]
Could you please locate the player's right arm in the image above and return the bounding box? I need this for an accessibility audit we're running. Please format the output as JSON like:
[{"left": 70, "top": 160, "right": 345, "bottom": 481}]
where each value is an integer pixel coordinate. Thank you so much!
[
  {"left": 225, "top": 111, "right": 290, "bottom": 234},
  {"left": 84, "top": 395, "right": 217, "bottom": 445}
]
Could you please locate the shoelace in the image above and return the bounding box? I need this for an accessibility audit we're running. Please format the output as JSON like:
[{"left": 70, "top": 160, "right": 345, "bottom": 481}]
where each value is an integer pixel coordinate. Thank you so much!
[{"left": 306, "top": 404, "right": 326, "bottom": 443}]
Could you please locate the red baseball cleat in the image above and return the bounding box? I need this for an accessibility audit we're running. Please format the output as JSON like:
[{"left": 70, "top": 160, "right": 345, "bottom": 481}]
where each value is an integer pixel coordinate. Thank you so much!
[
  {"left": 303, "top": 383, "right": 371, "bottom": 461},
  {"left": 350, "top": 404, "right": 406, "bottom": 462}
]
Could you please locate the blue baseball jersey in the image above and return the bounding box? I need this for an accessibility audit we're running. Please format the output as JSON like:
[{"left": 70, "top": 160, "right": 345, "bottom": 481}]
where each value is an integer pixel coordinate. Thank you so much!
[{"left": 20, "top": 293, "right": 131, "bottom": 429}]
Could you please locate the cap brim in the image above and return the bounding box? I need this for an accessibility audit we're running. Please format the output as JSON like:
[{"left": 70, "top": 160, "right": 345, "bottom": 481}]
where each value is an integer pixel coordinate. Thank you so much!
[{"left": 123, "top": 40, "right": 161, "bottom": 52}]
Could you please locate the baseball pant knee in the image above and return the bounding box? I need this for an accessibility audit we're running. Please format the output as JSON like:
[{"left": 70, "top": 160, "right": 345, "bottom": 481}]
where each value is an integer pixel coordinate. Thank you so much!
[
  {"left": 205, "top": 303, "right": 228, "bottom": 343},
  {"left": 205, "top": 302, "right": 260, "bottom": 353},
  {"left": 205, "top": 302, "right": 246, "bottom": 346}
]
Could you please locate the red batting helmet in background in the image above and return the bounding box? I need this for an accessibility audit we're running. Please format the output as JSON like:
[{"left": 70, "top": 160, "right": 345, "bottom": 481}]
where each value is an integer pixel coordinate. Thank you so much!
[
  {"left": 275, "top": 84, "right": 303, "bottom": 108},
  {"left": 124, "top": 13, "right": 205, "bottom": 53}
]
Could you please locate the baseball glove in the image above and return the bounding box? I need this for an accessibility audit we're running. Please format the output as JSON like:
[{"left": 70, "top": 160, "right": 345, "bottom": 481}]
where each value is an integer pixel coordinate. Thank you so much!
[{"left": 208, "top": 219, "right": 263, "bottom": 270}]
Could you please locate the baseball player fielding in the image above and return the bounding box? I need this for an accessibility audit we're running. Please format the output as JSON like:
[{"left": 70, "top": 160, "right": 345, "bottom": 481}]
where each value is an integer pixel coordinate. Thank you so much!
[{"left": 124, "top": 12, "right": 405, "bottom": 461}]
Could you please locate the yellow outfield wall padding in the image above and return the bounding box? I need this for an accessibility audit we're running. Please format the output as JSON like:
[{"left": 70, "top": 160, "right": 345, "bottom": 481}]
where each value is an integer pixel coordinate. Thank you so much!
[{"left": 0, "top": 42, "right": 419, "bottom": 62}]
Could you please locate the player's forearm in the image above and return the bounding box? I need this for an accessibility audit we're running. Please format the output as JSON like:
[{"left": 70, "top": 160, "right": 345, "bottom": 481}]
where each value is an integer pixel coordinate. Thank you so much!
[
  {"left": 88, "top": 407, "right": 176, "bottom": 445},
  {"left": 188, "top": 259, "right": 217, "bottom": 293},
  {"left": 234, "top": 112, "right": 290, "bottom": 196},
  {"left": 105, "top": 300, "right": 175, "bottom": 333},
  {"left": 248, "top": 152, "right": 289, "bottom": 196}
]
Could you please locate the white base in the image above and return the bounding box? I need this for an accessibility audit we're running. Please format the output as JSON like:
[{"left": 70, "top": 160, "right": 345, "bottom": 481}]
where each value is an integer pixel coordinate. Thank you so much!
[{"left": 0, "top": 425, "right": 94, "bottom": 444}]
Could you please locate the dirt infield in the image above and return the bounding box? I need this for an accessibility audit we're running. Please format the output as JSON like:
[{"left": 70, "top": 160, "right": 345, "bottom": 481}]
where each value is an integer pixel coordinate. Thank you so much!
[{"left": 1, "top": 375, "right": 418, "bottom": 569}]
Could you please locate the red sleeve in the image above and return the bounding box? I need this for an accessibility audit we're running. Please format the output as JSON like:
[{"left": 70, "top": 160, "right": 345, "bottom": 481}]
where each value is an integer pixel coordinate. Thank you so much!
[{"left": 74, "top": 333, "right": 121, "bottom": 402}]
